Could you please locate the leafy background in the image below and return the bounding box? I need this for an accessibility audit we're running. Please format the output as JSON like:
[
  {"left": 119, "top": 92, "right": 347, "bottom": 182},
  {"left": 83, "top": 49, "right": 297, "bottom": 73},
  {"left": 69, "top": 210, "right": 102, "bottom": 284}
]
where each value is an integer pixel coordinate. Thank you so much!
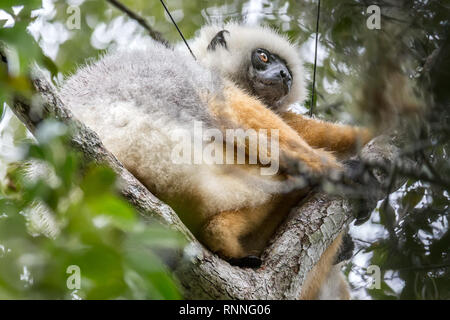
[{"left": 0, "top": 0, "right": 448, "bottom": 299}]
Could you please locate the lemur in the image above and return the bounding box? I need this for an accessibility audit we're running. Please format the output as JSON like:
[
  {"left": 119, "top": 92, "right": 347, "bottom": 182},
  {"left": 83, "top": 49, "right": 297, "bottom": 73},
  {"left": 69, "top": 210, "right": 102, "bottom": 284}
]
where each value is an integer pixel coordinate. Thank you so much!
[{"left": 58, "top": 23, "right": 371, "bottom": 299}]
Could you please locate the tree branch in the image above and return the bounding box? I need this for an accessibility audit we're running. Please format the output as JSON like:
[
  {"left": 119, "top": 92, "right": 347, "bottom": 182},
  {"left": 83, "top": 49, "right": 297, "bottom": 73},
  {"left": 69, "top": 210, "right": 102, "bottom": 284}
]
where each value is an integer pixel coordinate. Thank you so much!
[
  {"left": 105, "top": 0, "right": 170, "bottom": 47},
  {"left": 10, "top": 71, "right": 400, "bottom": 299}
]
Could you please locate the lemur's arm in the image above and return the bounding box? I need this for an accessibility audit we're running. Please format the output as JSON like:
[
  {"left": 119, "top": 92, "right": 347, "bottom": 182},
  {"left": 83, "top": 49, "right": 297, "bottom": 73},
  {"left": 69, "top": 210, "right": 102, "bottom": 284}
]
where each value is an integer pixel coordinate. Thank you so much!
[
  {"left": 201, "top": 86, "right": 343, "bottom": 261},
  {"left": 209, "top": 84, "right": 341, "bottom": 175},
  {"left": 281, "top": 111, "right": 372, "bottom": 157}
]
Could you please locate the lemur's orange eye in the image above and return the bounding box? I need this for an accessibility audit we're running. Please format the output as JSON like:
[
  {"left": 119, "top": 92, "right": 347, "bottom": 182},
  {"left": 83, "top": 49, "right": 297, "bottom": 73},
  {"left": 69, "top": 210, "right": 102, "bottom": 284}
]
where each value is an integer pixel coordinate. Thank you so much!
[{"left": 259, "top": 52, "right": 268, "bottom": 63}]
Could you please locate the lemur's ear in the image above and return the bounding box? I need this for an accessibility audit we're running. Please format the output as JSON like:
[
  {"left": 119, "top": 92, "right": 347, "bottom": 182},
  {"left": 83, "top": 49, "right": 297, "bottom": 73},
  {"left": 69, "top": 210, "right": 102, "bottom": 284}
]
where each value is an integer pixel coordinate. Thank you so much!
[{"left": 207, "top": 30, "right": 229, "bottom": 51}]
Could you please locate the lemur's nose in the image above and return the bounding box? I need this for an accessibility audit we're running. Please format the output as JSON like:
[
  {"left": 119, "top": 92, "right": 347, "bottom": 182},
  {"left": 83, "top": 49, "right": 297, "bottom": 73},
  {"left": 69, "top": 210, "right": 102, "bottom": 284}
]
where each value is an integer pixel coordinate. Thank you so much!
[
  {"left": 280, "top": 70, "right": 292, "bottom": 86},
  {"left": 280, "top": 70, "right": 292, "bottom": 84}
]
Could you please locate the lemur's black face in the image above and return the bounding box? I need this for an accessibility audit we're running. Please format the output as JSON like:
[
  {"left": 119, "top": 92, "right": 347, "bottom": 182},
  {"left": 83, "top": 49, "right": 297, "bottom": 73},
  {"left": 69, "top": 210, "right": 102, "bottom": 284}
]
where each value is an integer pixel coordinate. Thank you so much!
[
  {"left": 248, "top": 48, "right": 292, "bottom": 107},
  {"left": 207, "top": 30, "right": 292, "bottom": 108}
]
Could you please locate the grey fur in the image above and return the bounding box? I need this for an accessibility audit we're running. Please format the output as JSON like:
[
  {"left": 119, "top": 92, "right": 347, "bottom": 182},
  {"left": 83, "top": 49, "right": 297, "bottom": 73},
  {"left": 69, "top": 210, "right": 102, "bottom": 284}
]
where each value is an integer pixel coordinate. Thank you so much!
[{"left": 60, "top": 41, "right": 221, "bottom": 129}]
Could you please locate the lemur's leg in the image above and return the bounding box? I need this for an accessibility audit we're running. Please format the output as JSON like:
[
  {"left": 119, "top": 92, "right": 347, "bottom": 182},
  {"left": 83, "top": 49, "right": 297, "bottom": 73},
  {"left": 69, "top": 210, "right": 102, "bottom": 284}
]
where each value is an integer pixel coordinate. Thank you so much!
[
  {"left": 201, "top": 190, "right": 306, "bottom": 267},
  {"left": 202, "top": 210, "right": 247, "bottom": 258},
  {"left": 209, "top": 85, "right": 340, "bottom": 175},
  {"left": 281, "top": 111, "right": 372, "bottom": 157},
  {"left": 201, "top": 201, "right": 278, "bottom": 264}
]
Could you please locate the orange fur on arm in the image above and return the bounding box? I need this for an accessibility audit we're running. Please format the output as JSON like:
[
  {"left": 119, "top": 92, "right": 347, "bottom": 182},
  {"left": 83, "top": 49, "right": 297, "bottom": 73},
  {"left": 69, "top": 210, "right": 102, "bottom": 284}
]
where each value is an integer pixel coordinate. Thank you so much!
[
  {"left": 281, "top": 111, "right": 372, "bottom": 157},
  {"left": 209, "top": 84, "right": 340, "bottom": 174}
]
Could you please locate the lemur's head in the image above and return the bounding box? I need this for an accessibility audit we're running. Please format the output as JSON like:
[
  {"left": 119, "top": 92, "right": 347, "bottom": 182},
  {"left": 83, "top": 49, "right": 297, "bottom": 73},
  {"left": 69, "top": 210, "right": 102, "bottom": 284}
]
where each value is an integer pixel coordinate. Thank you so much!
[{"left": 190, "top": 23, "right": 306, "bottom": 111}]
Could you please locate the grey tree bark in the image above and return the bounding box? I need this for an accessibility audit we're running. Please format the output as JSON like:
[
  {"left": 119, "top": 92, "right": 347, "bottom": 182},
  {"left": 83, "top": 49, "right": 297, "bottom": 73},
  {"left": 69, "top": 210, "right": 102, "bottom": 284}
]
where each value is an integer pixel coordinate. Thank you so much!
[{"left": 10, "top": 72, "right": 400, "bottom": 300}]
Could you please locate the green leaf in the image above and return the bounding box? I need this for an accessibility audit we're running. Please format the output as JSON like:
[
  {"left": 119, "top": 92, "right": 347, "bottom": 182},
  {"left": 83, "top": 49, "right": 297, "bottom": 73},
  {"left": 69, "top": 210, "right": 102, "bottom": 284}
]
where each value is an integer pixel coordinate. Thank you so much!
[
  {"left": 0, "top": 0, "right": 41, "bottom": 9},
  {"left": 367, "top": 280, "right": 398, "bottom": 300},
  {"left": 402, "top": 187, "right": 425, "bottom": 209},
  {"left": 370, "top": 242, "right": 390, "bottom": 266},
  {"left": 124, "top": 249, "right": 181, "bottom": 299},
  {"left": 128, "top": 225, "right": 185, "bottom": 249},
  {"left": 81, "top": 166, "right": 117, "bottom": 197},
  {"left": 87, "top": 195, "right": 137, "bottom": 231},
  {"left": 379, "top": 200, "right": 396, "bottom": 231}
]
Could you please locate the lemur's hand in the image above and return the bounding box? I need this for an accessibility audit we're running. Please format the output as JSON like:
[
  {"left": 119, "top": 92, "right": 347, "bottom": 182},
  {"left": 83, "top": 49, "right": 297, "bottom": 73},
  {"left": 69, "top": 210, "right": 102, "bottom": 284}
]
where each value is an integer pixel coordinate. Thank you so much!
[{"left": 278, "top": 149, "right": 342, "bottom": 185}]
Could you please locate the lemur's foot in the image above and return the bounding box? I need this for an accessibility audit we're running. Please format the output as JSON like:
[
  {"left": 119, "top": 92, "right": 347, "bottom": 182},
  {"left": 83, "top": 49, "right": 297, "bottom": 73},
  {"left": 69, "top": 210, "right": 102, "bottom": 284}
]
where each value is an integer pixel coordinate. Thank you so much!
[{"left": 228, "top": 255, "right": 262, "bottom": 269}]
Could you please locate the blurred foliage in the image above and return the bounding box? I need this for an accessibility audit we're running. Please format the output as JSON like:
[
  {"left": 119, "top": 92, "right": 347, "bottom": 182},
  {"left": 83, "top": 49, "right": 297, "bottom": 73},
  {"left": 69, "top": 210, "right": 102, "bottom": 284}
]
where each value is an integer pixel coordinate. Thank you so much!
[
  {"left": 0, "top": 120, "right": 184, "bottom": 299},
  {"left": 344, "top": 1, "right": 450, "bottom": 300},
  {"left": 0, "top": 0, "right": 449, "bottom": 300}
]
